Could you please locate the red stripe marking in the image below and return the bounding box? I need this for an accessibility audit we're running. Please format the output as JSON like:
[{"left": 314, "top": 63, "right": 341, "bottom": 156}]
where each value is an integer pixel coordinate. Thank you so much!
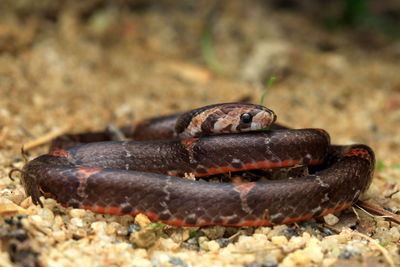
[
  {"left": 319, "top": 202, "right": 351, "bottom": 216},
  {"left": 49, "top": 149, "right": 69, "bottom": 157},
  {"left": 345, "top": 148, "right": 372, "bottom": 162},
  {"left": 82, "top": 205, "right": 123, "bottom": 216},
  {"left": 194, "top": 159, "right": 323, "bottom": 177},
  {"left": 233, "top": 182, "right": 256, "bottom": 195},
  {"left": 180, "top": 138, "right": 199, "bottom": 148},
  {"left": 76, "top": 201, "right": 353, "bottom": 227},
  {"left": 280, "top": 213, "right": 313, "bottom": 224},
  {"left": 76, "top": 167, "right": 102, "bottom": 178}
]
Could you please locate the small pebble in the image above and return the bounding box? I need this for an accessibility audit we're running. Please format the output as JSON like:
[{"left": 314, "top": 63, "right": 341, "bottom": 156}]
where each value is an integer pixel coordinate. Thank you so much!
[
  {"left": 72, "top": 228, "right": 87, "bottom": 239},
  {"left": 132, "top": 258, "right": 151, "bottom": 267},
  {"left": 159, "top": 238, "right": 179, "bottom": 251},
  {"left": 201, "top": 226, "right": 225, "bottom": 239},
  {"left": 130, "top": 227, "right": 158, "bottom": 248},
  {"left": 206, "top": 240, "right": 220, "bottom": 251},
  {"left": 43, "top": 198, "right": 58, "bottom": 209},
  {"left": 215, "top": 238, "right": 230, "bottom": 248},
  {"left": 134, "top": 214, "right": 151, "bottom": 228},
  {"left": 373, "top": 226, "right": 400, "bottom": 243},
  {"left": 255, "top": 227, "right": 271, "bottom": 235},
  {"left": 70, "top": 217, "right": 84, "bottom": 227},
  {"left": 236, "top": 234, "right": 269, "bottom": 252},
  {"left": 376, "top": 220, "right": 390, "bottom": 228},
  {"left": 38, "top": 208, "right": 55, "bottom": 228},
  {"left": 181, "top": 237, "right": 199, "bottom": 250},
  {"left": 20, "top": 197, "right": 33, "bottom": 209},
  {"left": 321, "top": 236, "right": 339, "bottom": 252},
  {"left": 29, "top": 215, "right": 43, "bottom": 225},
  {"left": 53, "top": 230, "right": 67, "bottom": 242},
  {"left": 69, "top": 209, "right": 87, "bottom": 218},
  {"left": 117, "top": 227, "right": 129, "bottom": 236},
  {"left": 288, "top": 236, "right": 305, "bottom": 248},
  {"left": 301, "top": 232, "right": 311, "bottom": 242},
  {"left": 323, "top": 214, "right": 339, "bottom": 225},
  {"left": 198, "top": 236, "right": 209, "bottom": 250},
  {"left": 304, "top": 238, "right": 323, "bottom": 263},
  {"left": 266, "top": 225, "right": 288, "bottom": 239},
  {"left": 127, "top": 223, "right": 141, "bottom": 234},
  {"left": 282, "top": 250, "right": 309, "bottom": 266},
  {"left": 169, "top": 257, "right": 188, "bottom": 267},
  {"left": 338, "top": 248, "right": 360, "bottom": 259},
  {"left": 119, "top": 215, "right": 135, "bottom": 226},
  {"left": 389, "top": 227, "right": 400, "bottom": 242},
  {"left": 151, "top": 251, "right": 170, "bottom": 265},
  {"left": 106, "top": 222, "right": 121, "bottom": 235},
  {"left": 0, "top": 187, "right": 26, "bottom": 204},
  {"left": 271, "top": 235, "right": 288, "bottom": 246},
  {"left": 52, "top": 215, "right": 64, "bottom": 231},
  {"left": 0, "top": 198, "right": 27, "bottom": 215},
  {"left": 91, "top": 221, "right": 107, "bottom": 234}
]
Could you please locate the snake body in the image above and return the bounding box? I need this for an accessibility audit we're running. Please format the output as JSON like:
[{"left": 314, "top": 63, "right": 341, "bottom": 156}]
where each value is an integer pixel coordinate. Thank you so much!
[{"left": 22, "top": 103, "right": 375, "bottom": 226}]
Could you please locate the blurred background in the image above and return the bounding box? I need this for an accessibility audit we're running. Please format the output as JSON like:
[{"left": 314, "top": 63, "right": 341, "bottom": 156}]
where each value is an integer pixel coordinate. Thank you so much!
[
  {"left": 1, "top": 0, "right": 400, "bottom": 179},
  {"left": 1, "top": 0, "right": 400, "bottom": 154},
  {"left": 1, "top": 1, "right": 400, "bottom": 266}
]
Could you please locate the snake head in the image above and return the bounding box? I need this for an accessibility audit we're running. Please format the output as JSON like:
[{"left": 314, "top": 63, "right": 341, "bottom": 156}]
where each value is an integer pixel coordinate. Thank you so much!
[{"left": 176, "top": 103, "right": 277, "bottom": 139}]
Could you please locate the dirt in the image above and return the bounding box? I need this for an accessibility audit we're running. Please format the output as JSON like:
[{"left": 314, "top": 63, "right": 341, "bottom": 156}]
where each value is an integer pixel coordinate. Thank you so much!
[{"left": 0, "top": 1, "right": 399, "bottom": 266}]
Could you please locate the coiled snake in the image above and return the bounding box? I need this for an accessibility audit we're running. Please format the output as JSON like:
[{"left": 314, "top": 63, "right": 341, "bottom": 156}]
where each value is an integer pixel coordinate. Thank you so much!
[{"left": 21, "top": 103, "right": 375, "bottom": 226}]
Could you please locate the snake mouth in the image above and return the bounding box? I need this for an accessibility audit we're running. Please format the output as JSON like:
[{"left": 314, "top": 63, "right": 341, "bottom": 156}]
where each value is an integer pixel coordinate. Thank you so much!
[{"left": 269, "top": 110, "right": 277, "bottom": 125}]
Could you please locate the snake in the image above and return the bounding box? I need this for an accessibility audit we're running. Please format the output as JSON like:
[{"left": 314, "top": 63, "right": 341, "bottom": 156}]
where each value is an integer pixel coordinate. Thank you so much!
[{"left": 21, "top": 103, "right": 375, "bottom": 227}]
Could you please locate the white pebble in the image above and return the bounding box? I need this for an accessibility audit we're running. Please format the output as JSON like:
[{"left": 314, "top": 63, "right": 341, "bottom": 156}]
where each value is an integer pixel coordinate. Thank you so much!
[
  {"left": 323, "top": 214, "right": 339, "bottom": 225},
  {"left": 106, "top": 222, "right": 121, "bottom": 235},
  {"left": 198, "top": 236, "right": 209, "bottom": 250},
  {"left": 271, "top": 235, "right": 288, "bottom": 246},
  {"left": 52, "top": 230, "right": 67, "bottom": 242},
  {"left": 134, "top": 214, "right": 151, "bottom": 227},
  {"left": 207, "top": 240, "right": 220, "bottom": 251},
  {"left": 159, "top": 238, "right": 179, "bottom": 251},
  {"left": 132, "top": 259, "right": 152, "bottom": 267},
  {"left": 305, "top": 238, "right": 323, "bottom": 263},
  {"left": 255, "top": 226, "right": 271, "bottom": 235},
  {"left": 321, "top": 236, "right": 339, "bottom": 252},
  {"left": 151, "top": 251, "right": 170, "bottom": 265},
  {"left": 29, "top": 215, "right": 43, "bottom": 225},
  {"left": 288, "top": 236, "right": 305, "bottom": 248},
  {"left": 91, "top": 221, "right": 107, "bottom": 233},
  {"left": 70, "top": 217, "right": 84, "bottom": 227},
  {"left": 38, "top": 208, "right": 55, "bottom": 227},
  {"left": 69, "top": 209, "right": 87, "bottom": 218}
]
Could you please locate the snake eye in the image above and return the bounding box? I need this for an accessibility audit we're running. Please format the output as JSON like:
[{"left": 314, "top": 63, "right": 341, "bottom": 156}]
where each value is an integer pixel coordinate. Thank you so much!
[{"left": 240, "top": 113, "right": 252, "bottom": 124}]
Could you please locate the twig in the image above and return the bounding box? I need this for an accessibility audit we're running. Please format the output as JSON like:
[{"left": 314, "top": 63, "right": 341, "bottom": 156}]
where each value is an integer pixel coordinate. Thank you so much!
[
  {"left": 356, "top": 200, "right": 400, "bottom": 225},
  {"left": 351, "top": 230, "right": 395, "bottom": 267},
  {"left": 23, "top": 123, "right": 71, "bottom": 151},
  {"left": 351, "top": 206, "right": 360, "bottom": 221}
]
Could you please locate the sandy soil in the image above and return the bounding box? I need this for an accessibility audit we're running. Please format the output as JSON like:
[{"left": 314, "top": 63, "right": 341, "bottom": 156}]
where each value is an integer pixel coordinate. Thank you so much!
[{"left": 0, "top": 1, "right": 399, "bottom": 266}]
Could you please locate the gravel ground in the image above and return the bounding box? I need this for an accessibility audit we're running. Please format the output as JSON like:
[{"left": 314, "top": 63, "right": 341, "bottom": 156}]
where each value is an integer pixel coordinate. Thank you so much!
[{"left": 1, "top": 1, "right": 399, "bottom": 266}]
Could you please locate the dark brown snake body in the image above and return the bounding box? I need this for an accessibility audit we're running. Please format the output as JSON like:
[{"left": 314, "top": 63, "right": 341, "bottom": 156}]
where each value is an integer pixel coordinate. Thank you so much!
[{"left": 21, "top": 103, "right": 375, "bottom": 226}]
